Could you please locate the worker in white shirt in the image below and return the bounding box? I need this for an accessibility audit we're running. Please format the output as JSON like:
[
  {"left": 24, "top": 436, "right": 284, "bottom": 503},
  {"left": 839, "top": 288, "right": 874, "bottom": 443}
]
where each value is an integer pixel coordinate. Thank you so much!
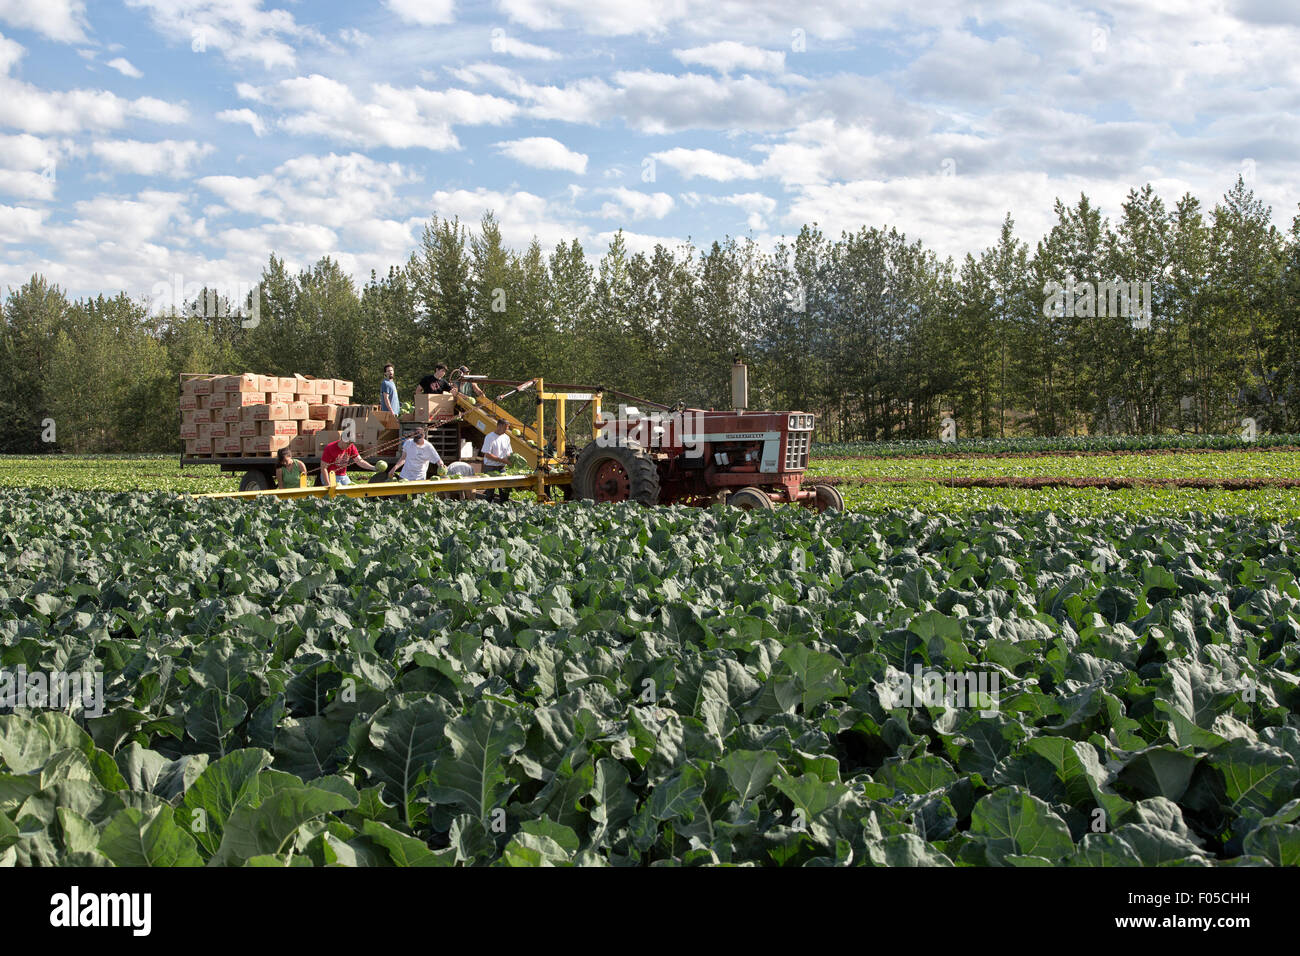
[
  {"left": 480, "top": 419, "right": 513, "bottom": 504},
  {"left": 392, "top": 426, "right": 446, "bottom": 481}
]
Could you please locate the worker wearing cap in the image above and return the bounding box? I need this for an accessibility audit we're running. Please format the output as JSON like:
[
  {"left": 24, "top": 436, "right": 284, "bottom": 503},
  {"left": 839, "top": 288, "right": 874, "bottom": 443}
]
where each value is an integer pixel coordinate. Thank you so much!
[
  {"left": 479, "top": 419, "right": 513, "bottom": 504},
  {"left": 392, "top": 426, "right": 446, "bottom": 481}
]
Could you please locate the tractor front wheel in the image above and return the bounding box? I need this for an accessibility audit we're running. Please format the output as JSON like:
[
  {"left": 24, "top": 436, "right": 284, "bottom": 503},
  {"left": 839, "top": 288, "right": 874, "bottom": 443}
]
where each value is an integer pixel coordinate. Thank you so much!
[
  {"left": 728, "top": 486, "right": 774, "bottom": 511},
  {"left": 573, "top": 442, "right": 661, "bottom": 505}
]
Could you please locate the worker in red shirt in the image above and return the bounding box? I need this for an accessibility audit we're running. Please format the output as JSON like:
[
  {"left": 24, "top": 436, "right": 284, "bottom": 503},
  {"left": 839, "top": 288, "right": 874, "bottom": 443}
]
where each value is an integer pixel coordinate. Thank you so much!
[{"left": 320, "top": 437, "right": 378, "bottom": 485}]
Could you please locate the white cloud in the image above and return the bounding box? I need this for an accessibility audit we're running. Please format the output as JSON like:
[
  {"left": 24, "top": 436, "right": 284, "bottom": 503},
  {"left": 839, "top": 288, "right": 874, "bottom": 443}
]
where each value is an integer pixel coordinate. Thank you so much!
[
  {"left": 428, "top": 186, "right": 583, "bottom": 248},
  {"left": 91, "top": 139, "right": 214, "bottom": 177},
  {"left": 0, "top": 30, "right": 23, "bottom": 73},
  {"left": 243, "top": 74, "right": 518, "bottom": 150},
  {"left": 385, "top": 0, "right": 455, "bottom": 26},
  {"left": 105, "top": 57, "right": 143, "bottom": 79},
  {"left": 0, "top": 133, "right": 62, "bottom": 200},
  {"left": 0, "top": 0, "right": 88, "bottom": 43},
  {"left": 216, "top": 108, "right": 266, "bottom": 137},
  {"left": 0, "top": 201, "right": 43, "bottom": 242},
  {"left": 494, "top": 136, "right": 587, "bottom": 174},
  {"left": 0, "top": 71, "right": 188, "bottom": 133},
  {"left": 650, "top": 147, "right": 761, "bottom": 181},
  {"left": 597, "top": 187, "right": 674, "bottom": 221},
  {"left": 673, "top": 41, "right": 784, "bottom": 74},
  {"left": 488, "top": 30, "right": 559, "bottom": 60},
  {"left": 125, "top": 0, "right": 320, "bottom": 69}
]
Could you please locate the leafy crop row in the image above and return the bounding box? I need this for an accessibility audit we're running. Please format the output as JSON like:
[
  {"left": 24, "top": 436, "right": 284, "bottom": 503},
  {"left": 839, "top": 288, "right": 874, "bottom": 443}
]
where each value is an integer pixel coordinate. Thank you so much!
[
  {"left": 814, "top": 433, "right": 1300, "bottom": 458},
  {"left": 835, "top": 484, "right": 1300, "bottom": 521},
  {"left": 807, "top": 451, "right": 1300, "bottom": 482},
  {"left": 2, "top": 491, "right": 1298, "bottom": 866}
]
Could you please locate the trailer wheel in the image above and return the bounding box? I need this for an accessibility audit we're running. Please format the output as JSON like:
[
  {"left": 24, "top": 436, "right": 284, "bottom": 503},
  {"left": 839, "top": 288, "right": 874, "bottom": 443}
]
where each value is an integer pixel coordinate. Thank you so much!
[
  {"left": 728, "top": 486, "right": 775, "bottom": 510},
  {"left": 573, "top": 442, "right": 661, "bottom": 505},
  {"left": 239, "top": 469, "right": 272, "bottom": 493},
  {"left": 808, "top": 483, "right": 844, "bottom": 512}
]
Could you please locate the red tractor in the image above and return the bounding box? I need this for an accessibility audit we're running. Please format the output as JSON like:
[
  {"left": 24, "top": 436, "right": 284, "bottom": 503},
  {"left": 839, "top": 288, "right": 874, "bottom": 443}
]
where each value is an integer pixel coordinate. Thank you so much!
[{"left": 569, "top": 361, "right": 841, "bottom": 511}]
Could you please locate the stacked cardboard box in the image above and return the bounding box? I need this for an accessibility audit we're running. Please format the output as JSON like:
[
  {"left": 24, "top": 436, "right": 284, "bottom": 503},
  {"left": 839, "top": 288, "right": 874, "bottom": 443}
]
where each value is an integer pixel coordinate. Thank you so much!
[{"left": 181, "top": 373, "right": 351, "bottom": 458}]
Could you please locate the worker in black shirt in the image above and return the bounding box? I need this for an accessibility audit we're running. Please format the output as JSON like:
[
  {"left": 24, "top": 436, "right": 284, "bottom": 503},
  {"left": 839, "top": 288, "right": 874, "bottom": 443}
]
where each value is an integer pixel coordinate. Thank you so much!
[
  {"left": 416, "top": 364, "right": 455, "bottom": 395},
  {"left": 417, "top": 363, "right": 484, "bottom": 397}
]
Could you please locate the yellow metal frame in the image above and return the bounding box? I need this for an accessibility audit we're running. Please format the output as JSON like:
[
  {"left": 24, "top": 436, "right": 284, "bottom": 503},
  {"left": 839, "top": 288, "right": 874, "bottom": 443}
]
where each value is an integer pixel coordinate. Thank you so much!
[{"left": 195, "top": 472, "right": 572, "bottom": 502}]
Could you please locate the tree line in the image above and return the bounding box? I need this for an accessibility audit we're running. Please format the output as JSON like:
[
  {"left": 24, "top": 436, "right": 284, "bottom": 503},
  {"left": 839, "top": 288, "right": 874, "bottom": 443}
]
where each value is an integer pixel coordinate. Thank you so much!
[{"left": 1, "top": 176, "right": 1296, "bottom": 453}]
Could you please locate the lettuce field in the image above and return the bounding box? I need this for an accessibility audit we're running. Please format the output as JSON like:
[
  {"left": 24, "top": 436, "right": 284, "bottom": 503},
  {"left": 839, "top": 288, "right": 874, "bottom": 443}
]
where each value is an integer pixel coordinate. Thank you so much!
[{"left": 2, "top": 488, "right": 1299, "bottom": 866}]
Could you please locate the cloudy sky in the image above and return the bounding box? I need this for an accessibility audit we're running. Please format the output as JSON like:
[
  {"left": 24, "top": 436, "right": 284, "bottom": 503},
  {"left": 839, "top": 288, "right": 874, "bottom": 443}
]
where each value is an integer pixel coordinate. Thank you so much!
[{"left": 0, "top": 0, "right": 1296, "bottom": 305}]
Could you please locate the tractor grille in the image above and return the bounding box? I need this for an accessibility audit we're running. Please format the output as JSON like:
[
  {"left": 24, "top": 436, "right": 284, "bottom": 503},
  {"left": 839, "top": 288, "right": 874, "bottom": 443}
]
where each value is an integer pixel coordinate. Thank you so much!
[{"left": 785, "top": 431, "right": 810, "bottom": 470}]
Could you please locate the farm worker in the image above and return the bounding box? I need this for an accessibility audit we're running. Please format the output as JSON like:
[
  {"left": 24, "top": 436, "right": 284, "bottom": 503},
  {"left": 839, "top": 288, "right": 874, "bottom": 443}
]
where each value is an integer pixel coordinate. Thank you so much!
[
  {"left": 320, "top": 437, "right": 377, "bottom": 486},
  {"left": 479, "top": 418, "right": 513, "bottom": 504},
  {"left": 277, "top": 448, "right": 308, "bottom": 489},
  {"left": 380, "top": 363, "right": 399, "bottom": 414},
  {"left": 416, "top": 364, "right": 455, "bottom": 395},
  {"left": 393, "top": 426, "right": 446, "bottom": 481}
]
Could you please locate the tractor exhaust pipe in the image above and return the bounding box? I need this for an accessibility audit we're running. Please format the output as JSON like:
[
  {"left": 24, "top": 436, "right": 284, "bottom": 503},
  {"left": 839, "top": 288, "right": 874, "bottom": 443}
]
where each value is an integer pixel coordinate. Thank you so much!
[{"left": 731, "top": 356, "right": 748, "bottom": 411}]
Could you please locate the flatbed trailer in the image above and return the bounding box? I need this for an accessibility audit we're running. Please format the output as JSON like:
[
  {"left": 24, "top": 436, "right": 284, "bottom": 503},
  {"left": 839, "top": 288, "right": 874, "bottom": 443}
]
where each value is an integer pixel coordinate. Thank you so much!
[{"left": 193, "top": 469, "right": 572, "bottom": 502}]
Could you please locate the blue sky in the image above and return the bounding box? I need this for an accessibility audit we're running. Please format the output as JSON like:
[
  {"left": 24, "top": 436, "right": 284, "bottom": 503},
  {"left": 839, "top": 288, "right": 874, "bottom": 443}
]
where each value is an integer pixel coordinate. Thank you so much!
[{"left": 0, "top": 0, "right": 1296, "bottom": 306}]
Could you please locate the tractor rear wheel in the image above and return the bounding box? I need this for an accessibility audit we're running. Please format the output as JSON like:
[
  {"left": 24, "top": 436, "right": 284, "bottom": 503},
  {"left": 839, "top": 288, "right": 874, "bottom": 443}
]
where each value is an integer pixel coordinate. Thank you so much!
[
  {"left": 573, "top": 442, "right": 660, "bottom": 505},
  {"left": 728, "top": 486, "right": 774, "bottom": 510},
  {"left": 239, "top": 469, "right": 271, "bottom": 493},
  {"left": 807, "top": 483, "right": 844, "bottom": 512}
]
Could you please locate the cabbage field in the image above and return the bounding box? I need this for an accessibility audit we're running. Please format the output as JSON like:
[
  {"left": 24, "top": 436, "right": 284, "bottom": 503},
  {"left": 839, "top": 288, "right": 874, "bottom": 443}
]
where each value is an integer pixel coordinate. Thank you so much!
[{"left": 2, "top": 487, "right": 1299, "bottom": 866}]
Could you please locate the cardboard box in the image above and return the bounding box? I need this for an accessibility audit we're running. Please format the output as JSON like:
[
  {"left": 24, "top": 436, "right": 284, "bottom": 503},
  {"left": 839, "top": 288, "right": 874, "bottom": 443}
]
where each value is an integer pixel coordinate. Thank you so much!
[
  {"left": 237, "top": 419, "right": 260, "bottom": 439},
  {"left": 299, "top": 418, "right": 325, "bottom": 434},
  {"left": 180, "top": 421, "right": 199, "bottom": 440},
  {"left": 412, "top": 393, "right": 455, "bottom": 422},
  {"left": 260, "top": 420, "right": 298, "bottom": 437},
  {"left": 248, "top": 402, "right": 289, "bottom": 421},
  {"left": 257, "top": 374, "right": 276, "bottom": 392},
  {"left": 288, "top": 434, "right": 314, "bottom": 456},
  {"left": 193, "top": 438, "right": 213, "bottom": 456},
  {"left": 179, "top": 393, "right": 200, "bottom": 410},
  {"left": 217, "top": 437, "right": 243, "bottom": 454},
  {"left": 221, "top": 373, "right": 260, "bottom": 393},
  {"left": 244, "top": 434, "right": 291, "bottom": 455},
  {"left": 269, "top": 391, "right": 295, "bottom": 404},
  {"left": 287, "top": 401, "right": 309, "bottom": 419},
  {"left": 221, "top": 406, "right": 244, "bottom": 424},
  {"left": 277, "top": 377, "right": 297, "bottom": 392},
  {"left": 295, "top": 375, "right": 324, "bottom": 395},
  {"left": 333, "top": 379, "right": 354, "bottom": 397},
  {"left": 308, "top": 404, "right": 336, "bottom": 422},
  {"left": 227, "top": 392, "right": 265, "bottom": 408},
  {"left": 192, "top": 376, "right": 217, "bottom": 395},
  {"left": 197, "top": 422, "right": 218, "bottom": 440}
]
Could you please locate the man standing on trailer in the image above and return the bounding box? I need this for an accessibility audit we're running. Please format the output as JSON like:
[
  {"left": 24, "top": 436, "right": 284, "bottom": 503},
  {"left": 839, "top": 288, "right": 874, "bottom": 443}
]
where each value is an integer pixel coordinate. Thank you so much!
[
  {"left": 416, "top": 364, "right": 455, "bottom": 395},
  {"left": 320, "top": 436, "right": 378, "bottom": 486},
  {"left": 479, "top": 418, "right": 513, "bottom": 504},
  {"left": 392, "top": 426, "right": 446, "bottom": 481},
  {"left": 380, "top": 363, "right": 399, "bottom": 414}
]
